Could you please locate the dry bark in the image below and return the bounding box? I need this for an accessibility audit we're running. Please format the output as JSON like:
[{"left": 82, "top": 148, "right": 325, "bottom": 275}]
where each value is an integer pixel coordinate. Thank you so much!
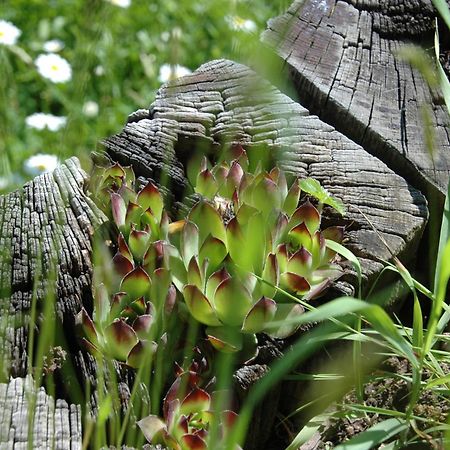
[{"left": 262, "top": 0, "right": 450, "bottom": 201}]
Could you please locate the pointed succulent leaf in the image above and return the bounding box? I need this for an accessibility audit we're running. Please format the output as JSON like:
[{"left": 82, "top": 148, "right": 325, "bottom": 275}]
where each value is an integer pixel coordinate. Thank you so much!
[
  {"left": 183, "top": 285, "right": 221, "bottom": 326},
  {"left": 81, "top": 337, "right": 101, "bottom": 357},
  {"left": 125, "top": 202, "right": 144, "bottom": 227},
  {"left": 283, "top": 181, "right": 301, "bottom": 217},
  {"left": 196, "top": 168, "right": 217, "bottom": 199},
  {"left": 188, "top": 201, "right": 227, "bottom": 245},
  {"left": 322, "top": 226, "right": 345, "bottom": 260},
  {"left": 251, "top": 176, "right": 282, "bottom": 215},
  {"left": 276, "top": 244, "right": 289, "bottom": 273},
  {"left": 137, "top": 415, "right": 167, "bottom": 444},
  {"left": 136, "top": 181, "right": 164, "bottom": 221},
  {"left": 187, "top": 257, "right": 203, "bottom": 290},
  {"left": 198, "top": 235, "right": 227, "bottom": 275},
  {"left": 243, "top": 212, "right": 267, "bottom": 274},
  {"left": 111, "top": 192, "right": 127, "bottom": 229},
  {"left": 110, "top": 292, "right": 127, "bottom": 319},
  {"left": 267, "top": 303, "right": 305, "bottom": 339},
  {"left": 132, "top": 315, "right": 154, "bottom": 340},
  {"left": 221, "top": 410, "right": 239, "bottom": 431},
  {"left": 122, "top": 165, "right": 136, "bottom": 186},
  {"left": 112, "top": 253, "right": 134, "bottom": 279},
  {"left": 180, "top": 387, "right": 211, "bottom": 414},
  {"left": 105, "top": 162, "right": 125, "bottom": 179},
  {"left": 310, "top": 264, "right": 343, "bottom": 285},
  {"left": 129, "top": 227, "right": 151, "bottom": 261},
  {"left": 93, "top": 283, "right": 109, "bottom": 326},
  {"left": 105, "top": 319, "right": 138, "bottom": 361},
  {"left": 273, "top": 212, "right": 289, "bottom": 247},
  {"left": 235, "top": 203, "right": 258, "bottom": 226},
  {"left": 76, "top": 308, "right": 98, "bottom": 345},
  {"left": 181, "top": 434, "right": 207, "bottom": 450},
  {"left": 225, "top": 161, "right": 244, "bottom": 196},
  {"left": 213, "top": 277, "right": 252, "bottom": 327},
  {"left": 310, "top": 231, "right": 326, "bottom": 267},
  {"left": 304, "top": 278, "right": 332, "bottom": 300},
  {"left": 288, "top": 247, "right": 313, "bottom": 277},
  {"left": 118, "top": 233, "right": 133, "bottom": 262},
  {"left": 165, "top": 285, "right": 177, "bottom": 315},
  {"left": 120, "top": 266, "right": 151, "bottom": 300},
  {"left": 140, "top": 208, "right": 159, "bottom": 235},
  {"left": 288, "top": 222, "right": 312, "bottom": 250},
  {"left": 261, "top": 253, "right": 279, "bottom": 297},
  {"left": 242, "top": 297, "right": 277, "bottom": 334},
  {"left": 206, "top": 326, "right": 243, "bottom": 353},
  {"left": 226, "top": 217, "right": 245, "bottom": 263},
  {"left": 143, "top": 240, "right": 165, "bottom": 274},
  {"left": 290, "top": 201, "right": 321, "bottom": 235},
  {"left": 205, "top": 268, "right": 230, "bottom": 301},
  {"left": 130, "top": 297, "right": 146, "bottom": 315},
  {"left": 127, "top": 340, "right": 157, "bottom": 368},
  {"left": 181, "top": 221, "right": 199, "bottom": 267},
  {"left": 280, "top": 272, "right": 311, "bottom": 295}
]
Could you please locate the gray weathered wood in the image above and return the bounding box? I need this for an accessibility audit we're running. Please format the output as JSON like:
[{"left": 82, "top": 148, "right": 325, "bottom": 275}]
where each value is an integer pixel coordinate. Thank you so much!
[
  {"left": 262, "top": 0, "right": 450, "bottom": 200},
  {"left": 102, "top": 58, "right": 428, "bottom": 286},
  {"left": 0, "top": 376, "right": 81, "bottom": 449}
]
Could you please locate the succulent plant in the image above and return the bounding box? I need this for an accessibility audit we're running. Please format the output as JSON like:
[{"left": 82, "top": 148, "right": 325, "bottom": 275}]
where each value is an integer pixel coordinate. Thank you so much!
[
  {"left": 169, "top": 150, "right": 346, "bottom": 353},
  {"left": 138, "top": 358, "right": 239, "bottom": 450}
]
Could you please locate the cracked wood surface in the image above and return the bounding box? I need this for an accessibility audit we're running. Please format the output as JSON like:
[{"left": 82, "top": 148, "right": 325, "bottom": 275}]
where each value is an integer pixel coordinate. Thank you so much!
[
  {"left": 262, "top": 0, "right": 450, "bottom": 200},
  {"left": 0, "top": 376, "right": 82, "bottom": 450},
  {"left": 102, "top": 58, "right": 428, "bottom": 284}
]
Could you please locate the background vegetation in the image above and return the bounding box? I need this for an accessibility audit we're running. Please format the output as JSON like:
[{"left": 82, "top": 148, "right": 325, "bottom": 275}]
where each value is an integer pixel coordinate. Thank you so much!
[{"left": 0, "top": 0, "right": 288, "bottom": 192}]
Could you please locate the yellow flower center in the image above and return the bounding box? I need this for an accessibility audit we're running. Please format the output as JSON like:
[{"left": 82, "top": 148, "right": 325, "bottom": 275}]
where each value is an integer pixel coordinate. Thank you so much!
[
  {"left": 51, "top": 64, "right": 59, "bottom": 71},
  {"left": 0, "top": 31, "right": 4, "bottom": 37},
  {"left": 37, "top": 164, "right": 47, "bottom": 171}
]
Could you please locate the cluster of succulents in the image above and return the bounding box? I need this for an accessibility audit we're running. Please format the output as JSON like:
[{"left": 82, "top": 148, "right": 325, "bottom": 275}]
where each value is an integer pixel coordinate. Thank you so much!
[
  {"left": 76, "top": 163, "right": 176, "bottom": 367},
  {"left": 169, "top": 149, "right": 345, "bottom": 354},
  {"left": 138, "top": 351, "right": 239, "bottom": 450}
]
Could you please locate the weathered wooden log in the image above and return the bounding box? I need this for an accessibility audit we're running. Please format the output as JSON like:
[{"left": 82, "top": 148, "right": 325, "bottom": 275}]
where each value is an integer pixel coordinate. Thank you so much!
[
  {"left": 262, "top": 0, "right": 450, "bottom": 201},
  {"left": 102, "top": 59, "right": 428, "bottom": 286}
]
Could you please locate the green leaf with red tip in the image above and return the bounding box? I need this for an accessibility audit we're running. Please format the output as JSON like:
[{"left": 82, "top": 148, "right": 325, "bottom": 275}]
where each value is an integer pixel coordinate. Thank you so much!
[
  {"left": 137, "top": 181, "right": 164, "bottom": 221},
  {"left": 310, "top": 231, "right": 326, "bottom": 267},
  {"left": 112, "top": 253, "right": 134, "bottom": 279},
  {"left": 105, "top": 319, "right": 138, "bottom": 361},
  {"left": 81, "top": 337, "right": 101, "bottom": 357},
  {"left": 187, "top": 257, "right": 203, "bottom": 290},
  {"left": 181, "top": 434, "right": 207, "bottom": 450},
  {"left": 288, "top": 222, "right": 312, "bottom": 250},
  {"left": 132, "top": 315, "right": 154, "bottom": 340},
  {"left": 225, "top": 161, "right": 244, "bottom": 197},
  {"left": 140, "top": 208, "right": 159, "bottom": 235},
  {"left": 213, "top": 164, "right": 229, "bottom": 192},
  {"left": 105, "top": 162, "right": 125, "bottom": 179},
  {"left": 251, "top": 176, "right": 282, "bottom": 215},
  {"left": 235, "top": 203, "right": 258, "bottom": 226},
  {"left": 299, "top": 177, "right": 345, "bottom": 215},
  {"left": 143, "top": 240, "right": 164, "bottom": 274},
  {"left": 183, "top": 285, "right": 221, "bottom": 326},
  {"left": 226, "top": 217, "right": 245, "bottom": 263},
  {"left": 242, "top": 297, "right": 276, "bottom": 334},
  {"left": 276, "top": 244, "right": 289, "bottom": 273},
  {"left": 198, "top": 235, "right": 227, "bottom": 275},
  {"left": 283, "top": 181, "right": 301, "bottom": 217},
  {"left": 322, "top": 226, "right": 345, "bottom": 260},
  {"left": 180, "top": 387, "right": 211, "bottom": 414},
  {"left": 196, "top": 168, "right": 217, "bottom": 199},
  {"left": 188, "top": 201, "right": 227, "bottom": 245},
  {"left": 206, "top": 326, "right": 243, "bottom": 353},
  {"left": 122, "top": 165, "right": 136, "bottom": 186},
  {"left": 125, "top": 202, "right": 144, "bottom": 227},
  {"left": 206, "top": 268, "right": 230, "bottom": 301},
  {"left": 127, "top": 340, "right": 157, "bottom": 368},
  {"left": 76, "top": 308, "right": 98, "bottom": 346},
  {"left": 110, "top": 292, "right": 127, "bottom": 319},
  {"left": 310, "top": 264, "right": 343, "bottom": 285},
  {"left": 261, "top": 253, "right": 279, "bottom": 297},
  {"left": 130, "top": 297, "right": 147, "bottom": 315},
  {"left": 118, "top": 233, "right": 133, "bottom": 262},
  {"left": 288, "top": 247, "right": 313, "bottom": 277},
  {"left": 243, "top": 212, "right": 267, "bottom": 273},
  {"left": 213, "top": 278, "right": 252, "bottom": 327},
  {"left": 93, "top": 284, "right": 109, "bottom": 326},
  {"left": 290, "top": 201, "right": 321, "bottom": 234},
  {"left": 111, "top": 192, "right": 127, "bottom": 229},
  {"left": 129, "top": 227, "right": 151, "bottom": 261},
  {"left": 137, "top": 415, "right": 167, "bottom": 444},
  {"left": 280, "top": 272, "right": 311, "bottom": 295},
  {"left": 267, "top": 303, "right": 305, "bottom": 338},
  {"left": 181, "top": 221, "right": 199, "bottom": 267},
  {"left": 273, "top": 212, "right": 289, "bottom": 247},
  {"left": 221, "top": 410, "right": 238, "bottom": 431},
  {"left": 120, "top": 266, "right": 152, "bottom": 300}
]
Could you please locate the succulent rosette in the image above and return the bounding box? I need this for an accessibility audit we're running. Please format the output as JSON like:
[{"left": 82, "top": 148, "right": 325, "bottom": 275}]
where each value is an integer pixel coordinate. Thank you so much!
[
  {"left": 138, "top": 363, "right": 239, "bottom": 450},
  {"left": 175, "top": 150, "right": 346, "bottom": 352}
]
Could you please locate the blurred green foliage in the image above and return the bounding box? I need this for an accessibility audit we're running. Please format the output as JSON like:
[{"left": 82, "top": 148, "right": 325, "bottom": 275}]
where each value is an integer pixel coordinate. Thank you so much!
[{"left": 0, "top": 0, "right": 289, "bottom": 191}]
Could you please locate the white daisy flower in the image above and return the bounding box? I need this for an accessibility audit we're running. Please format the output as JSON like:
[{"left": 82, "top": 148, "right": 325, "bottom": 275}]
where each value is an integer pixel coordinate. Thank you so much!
[
  {"left": 94, "top": 65, "right": 105, "bottom": 76},
  {"left": 0, "top": 20, "right": 21, "bottom": 46},
  {"left": 105, "top": 0, "right": 131, "bottom": 7},
  {"left": 0, "top": 176, "right": 10, "bottom": 190},
  {"left": 82, "top": 101, "right": 99, "bottom": 117},
  {"left": 43, "top": 39, "right": 64, "bottom": 53},
  {"left": 24, "top": 154, "right": 59, "bottom": 176},
  {"left": 25, "top": 113, "right": 67, "bottom": 131},
  {"left": 158, "top": 64, "right": 191, "bottom": 83},
  {"left": 226, "top": 16, "right": 257, "bottom": 33},
  {"left": 35, "top": 53, "right": 72, "bottom": 83}
]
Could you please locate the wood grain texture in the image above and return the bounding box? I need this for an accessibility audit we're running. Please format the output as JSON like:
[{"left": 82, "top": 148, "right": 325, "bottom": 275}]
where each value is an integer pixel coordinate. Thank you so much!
[
  {"left": 0, "top": 376, "right": 81, "bottom": 449},
  {"left": 102, "top": 58, "right": 428, "bottom": 285},
  {"left": 262, "top": 0, "right": 450, "bottom": 200}
]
